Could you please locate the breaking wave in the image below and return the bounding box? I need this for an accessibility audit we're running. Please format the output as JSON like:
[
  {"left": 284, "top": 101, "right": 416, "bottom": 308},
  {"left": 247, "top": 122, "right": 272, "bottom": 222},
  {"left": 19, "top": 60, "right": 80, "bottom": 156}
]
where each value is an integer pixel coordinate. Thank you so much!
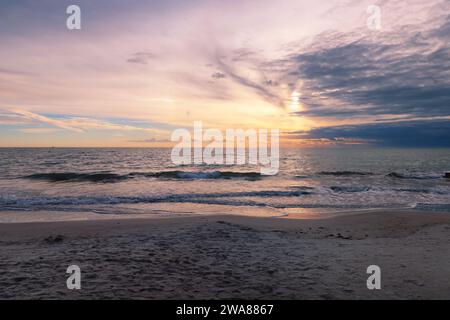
[
  {"left": 24, "top": 172, "right": 126, "bottom": 183},
  {"left": 0, "top": 189, "right": 312, "bottom": 209},
  {"left": 386, "top": 172, "right": 442, "bottom": 180},
  {"left": 129, "top": 171, "right": 263, "bottom": 180},
  {"left": 23, "top": 170, "right": 264, "bottom": 182},
  {"left": 330, "top": 186, "right": 371, "bottom": 193}
]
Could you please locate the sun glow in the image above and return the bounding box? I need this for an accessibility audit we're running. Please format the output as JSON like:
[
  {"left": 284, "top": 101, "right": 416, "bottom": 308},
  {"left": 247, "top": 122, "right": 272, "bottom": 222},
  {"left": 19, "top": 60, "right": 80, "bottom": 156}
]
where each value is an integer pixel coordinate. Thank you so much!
[{"left": 289, "top": 91, "right": 302, "bottom": 111}]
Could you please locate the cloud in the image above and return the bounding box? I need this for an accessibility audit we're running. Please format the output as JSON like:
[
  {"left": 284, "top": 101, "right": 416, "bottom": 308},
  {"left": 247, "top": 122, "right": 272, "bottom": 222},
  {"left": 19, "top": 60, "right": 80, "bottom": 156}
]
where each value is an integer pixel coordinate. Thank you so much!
[
  {"left": 265, "top": 79, "right": 279, "bottom": 87},
  {"left": 64, "top": 117, "right": 157, "bottom": 132},
  {"left": 231, "top": 48, "right": 258, "bottom": 62},
  {"left": 127, "top": 138, "right": 170, "bottom": 143},
  {"left": 5, "top": 109, "right": 158, "bottom": 134},
  {"left": 211, "top": 72, "right": 226, "bottom": 79},
  {"left": 282, "top": 12, "right": 450, "bottom": 120},
  {"left": 9, "top": 109, "right": 84, "bottom": 133},
  {"left": 290, "top": 119, "right": 450, "bottom": 147},
  {"left": 215, "top": 58, "right": 286, "bottom": 108},
  {"left": 17, "top": 128, "right": 59, "bottom": 134},
  {"left": 0, "top": 68, "right": 36, "bottom": 76},
  {"left": 0, "top": 112, "right": 34, "bottom": 125},
  {"left": 127, "top": 51, "right": 156, "bottom": 65}
]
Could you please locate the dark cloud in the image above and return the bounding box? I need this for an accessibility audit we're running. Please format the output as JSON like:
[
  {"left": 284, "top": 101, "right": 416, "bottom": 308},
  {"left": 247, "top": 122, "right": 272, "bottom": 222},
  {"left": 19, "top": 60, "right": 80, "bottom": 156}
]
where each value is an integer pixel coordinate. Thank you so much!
[
  {"left": 291, "top": 119, "right": 450, "bottom": 147},
  {"left": 127, "top": 52, "right": 156, "bottom": 65},
  {"left": 284, "top": 14, "right": 450, "bottom": 119},
  {"left": 211, "top": 72, "right": 226, "bottom": 79},
  {"left": 265, "top": 79, "right": 279, "bottom": 87}
]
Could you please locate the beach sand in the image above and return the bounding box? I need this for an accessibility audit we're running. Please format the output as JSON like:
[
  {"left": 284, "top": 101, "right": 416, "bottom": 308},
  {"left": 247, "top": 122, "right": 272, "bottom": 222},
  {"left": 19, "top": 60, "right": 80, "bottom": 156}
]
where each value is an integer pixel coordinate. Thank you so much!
[{"left": 0, "top": 210, "right": 449, "bottom": 299}]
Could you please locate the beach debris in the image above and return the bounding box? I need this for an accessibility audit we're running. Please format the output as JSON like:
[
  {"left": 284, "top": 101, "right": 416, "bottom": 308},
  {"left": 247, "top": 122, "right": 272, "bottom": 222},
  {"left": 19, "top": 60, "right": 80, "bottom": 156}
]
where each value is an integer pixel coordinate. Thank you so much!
[
  {"left": 44, "top": 234, "right": 65, "bottom": 244},
  {"left": 336, "top": 233, "right": 352, "bottom": 240},
  {"left": 325, "top": 233, "right": 353, "bottom": 240},
  {"left": 445, "top": 172, "right": 450, "bottom": 178}
]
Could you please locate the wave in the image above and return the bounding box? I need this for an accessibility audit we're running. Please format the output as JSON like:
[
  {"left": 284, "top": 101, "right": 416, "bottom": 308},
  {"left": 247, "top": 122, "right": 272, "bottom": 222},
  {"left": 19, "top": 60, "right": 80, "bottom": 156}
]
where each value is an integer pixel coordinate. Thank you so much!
[
  {"left": 0, "top": 189, "right": 311, "bottom": 209},
  {"left": 393, "top": 188, "right": 448, "bottom": 195},
  {"left": 24, "top": 172, "right": 127, "bottom": 183},
  {"left": 23, "top": 170, "right": 264, "bottom": 182},
  {"left": 130, "top": 170, "right": 262, "bottom": 180},
  {"left": 414, "top": 203, "right": 450, "bottom": 212},
  {"left": 318, "top": 171, "right": 373, "bottom": 176},
  {"left": 289, "top": 185, "right": 315, "bottom": 191},
  {"left": 330, "top": 186, "right": 370, "bottom": 193},
  {"left": 394, "top": 188, "right": 431, "bottom": 193},
  {"left": 386, "top": 172, "right": 441, "bottom": 180}
]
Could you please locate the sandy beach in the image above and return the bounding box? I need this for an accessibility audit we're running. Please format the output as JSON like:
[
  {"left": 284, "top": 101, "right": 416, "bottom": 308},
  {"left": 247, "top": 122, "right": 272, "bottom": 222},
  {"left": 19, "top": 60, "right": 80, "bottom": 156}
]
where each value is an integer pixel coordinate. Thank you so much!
[{"left": 0, "top": 210, "right": 449, "bottom": 300}]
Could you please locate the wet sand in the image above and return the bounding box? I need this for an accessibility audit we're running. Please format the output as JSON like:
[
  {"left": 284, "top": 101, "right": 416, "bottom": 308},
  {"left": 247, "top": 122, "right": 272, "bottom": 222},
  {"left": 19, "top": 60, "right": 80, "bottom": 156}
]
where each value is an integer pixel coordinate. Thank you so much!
[{"left": 0, "top": 210, "right": 449, "bottom": 299}]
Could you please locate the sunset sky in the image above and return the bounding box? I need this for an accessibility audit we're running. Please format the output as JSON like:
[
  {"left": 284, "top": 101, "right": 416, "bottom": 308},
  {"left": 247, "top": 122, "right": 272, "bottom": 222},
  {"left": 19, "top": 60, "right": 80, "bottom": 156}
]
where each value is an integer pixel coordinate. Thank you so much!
[{"left": 0, "top": 0, "right": 449, "bottom": 147}]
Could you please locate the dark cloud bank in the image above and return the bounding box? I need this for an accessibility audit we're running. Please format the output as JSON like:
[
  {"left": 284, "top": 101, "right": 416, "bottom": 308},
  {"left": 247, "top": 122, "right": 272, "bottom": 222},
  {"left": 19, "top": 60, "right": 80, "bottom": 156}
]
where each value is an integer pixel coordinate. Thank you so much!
[
  {"left": 293, "top": 119, "right": 450, "bottom": 147},
  {"left": 281, "top": 9, "right": 450, "bottom": 147}
]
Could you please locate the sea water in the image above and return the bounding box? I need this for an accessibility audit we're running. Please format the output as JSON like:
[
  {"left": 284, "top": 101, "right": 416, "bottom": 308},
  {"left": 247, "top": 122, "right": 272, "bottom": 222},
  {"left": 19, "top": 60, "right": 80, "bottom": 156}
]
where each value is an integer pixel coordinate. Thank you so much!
[{"left": 0, "top": 147, "right": 449, "bottom": 219}]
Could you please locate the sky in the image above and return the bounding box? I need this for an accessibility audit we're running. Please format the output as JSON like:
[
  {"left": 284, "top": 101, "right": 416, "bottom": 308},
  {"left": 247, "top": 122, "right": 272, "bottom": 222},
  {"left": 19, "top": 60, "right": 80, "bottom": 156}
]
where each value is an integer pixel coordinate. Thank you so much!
[{"left": 0, "top": 0, "right": 449, "bottom": 147}]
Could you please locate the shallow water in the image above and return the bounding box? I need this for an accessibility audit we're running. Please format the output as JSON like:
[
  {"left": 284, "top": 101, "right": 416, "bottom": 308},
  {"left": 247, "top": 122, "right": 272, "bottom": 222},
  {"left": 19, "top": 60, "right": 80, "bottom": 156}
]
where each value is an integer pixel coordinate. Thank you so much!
[{"left": 0, "top": 147, "right": 449, "bottom": 219}]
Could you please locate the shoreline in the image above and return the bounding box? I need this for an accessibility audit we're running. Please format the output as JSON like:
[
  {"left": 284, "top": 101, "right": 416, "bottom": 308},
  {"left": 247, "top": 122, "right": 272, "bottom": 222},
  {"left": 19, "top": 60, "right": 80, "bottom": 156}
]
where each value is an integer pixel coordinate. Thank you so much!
[
  {"left": 0, "top": 205, "right": 423, "bottom": 224},
  {"left": 1, "top": 210, "right": 450, "bottom": 299}
]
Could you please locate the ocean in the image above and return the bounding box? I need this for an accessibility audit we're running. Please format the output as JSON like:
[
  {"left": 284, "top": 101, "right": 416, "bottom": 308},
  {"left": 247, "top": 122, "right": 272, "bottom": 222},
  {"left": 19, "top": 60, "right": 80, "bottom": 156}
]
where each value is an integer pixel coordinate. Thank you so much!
[{"left": 0, "top": 147, "right": 449, "bottom": 219}]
